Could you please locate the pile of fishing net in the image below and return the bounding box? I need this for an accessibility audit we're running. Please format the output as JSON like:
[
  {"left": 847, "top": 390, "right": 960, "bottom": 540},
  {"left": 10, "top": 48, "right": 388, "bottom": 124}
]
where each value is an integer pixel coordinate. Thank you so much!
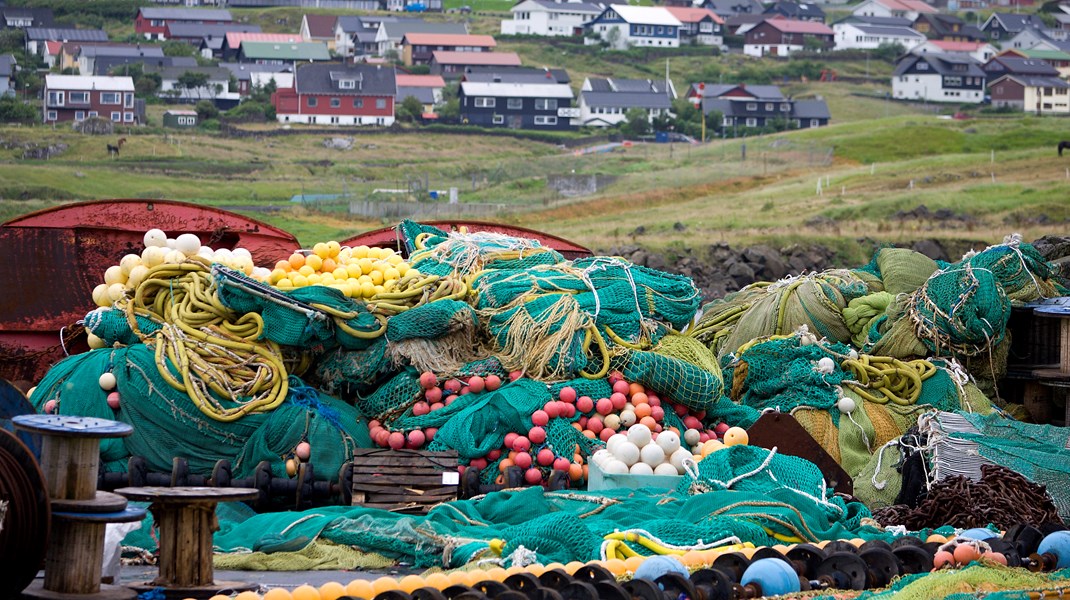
[{"left": 116, "top": 444, "right": 884, "bottom": 570}]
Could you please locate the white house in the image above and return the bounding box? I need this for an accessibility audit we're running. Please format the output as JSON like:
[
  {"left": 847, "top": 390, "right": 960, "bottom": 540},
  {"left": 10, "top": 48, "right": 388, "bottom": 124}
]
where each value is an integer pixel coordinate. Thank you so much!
[
  {"left": 501, "top": 0, "right": 604, "bottom": 37},
  {"left": 575, "top": 77, "right": 675, "bottom": 127},
  {"left": 833, "top": 22, "right": 925, "bottom": 50},
  {"left": 851, "top": 0, "right": 936, "bottom": 23},
  {"left": 584, "top": 5, "right": 682, "bottom": 50},
  {"left": 158, "top": 66, "right": 234, "bottom": 102},
  {"left": 910, "top": 39, "right": 997, "bottom": 63},
  {"left": 892, "top": 52, "right": 986, "bottom": 103}
]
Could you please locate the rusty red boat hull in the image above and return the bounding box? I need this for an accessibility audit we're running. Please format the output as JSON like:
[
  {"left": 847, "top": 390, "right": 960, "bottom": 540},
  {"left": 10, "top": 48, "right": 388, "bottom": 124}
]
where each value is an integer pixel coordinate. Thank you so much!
[
  {"left": 341, "top": 220, "right": 592, "bottom": 260},
  {"left": 0, "top": 199, "right": 300, "bottom": 386}
]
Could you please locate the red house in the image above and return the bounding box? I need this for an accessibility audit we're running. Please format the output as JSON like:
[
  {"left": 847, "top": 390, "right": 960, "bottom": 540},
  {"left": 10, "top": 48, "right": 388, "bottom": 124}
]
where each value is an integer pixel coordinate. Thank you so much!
[
  {"left": 43, "top": 74, "right": 140, "bottom": 124},
  {"left": 272, "top": 63, "right": 396, "bottom": 126},
  {"left": 135, "top": 8, "right": 233, "bottom": 41}
]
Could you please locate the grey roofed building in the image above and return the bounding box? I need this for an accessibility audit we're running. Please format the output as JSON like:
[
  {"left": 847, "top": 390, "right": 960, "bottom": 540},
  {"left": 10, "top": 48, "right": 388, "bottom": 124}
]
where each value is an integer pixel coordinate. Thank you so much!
[
  {"left": 220, "top": 62, "right": 293, "bottom": 81},
  {"left": 764, "top": 1, "right": 825, "bottom": 22},
  {"left": 581, "top": 91, "right": 672, "bottom": 109},
  {"left": 892, "top": 52, "right": 985, "bottom": 78},
  {"left": 701, "top": 0, "right": 765, "bottom": 18},
  {"left": 158, "top": 65, "right": 233, "bottom": 81},
  {"left": 982, "top": 13, "right": 1046, "bottom": 35},
  {"left": 94, "top": 56, "right": 196, "bottom": 76},
  {"left": 998, "top": 74, "right": 1070, "bottom": 88},
  {"left": 26, "top": 28, "right": 108, "bottom": 42},
  {"left": 793, "top": 99, "right": 830, "bottom": 120},
  {"left": 138, "top": 8, "right": 234, "bottom": 21},
  {"left": 2, "top": 7, "right": 53, "bottom": 28},
  {"left": 336, "top": 15, "right": 367, "bottom": 33},
  {"left": 295, "top": 63, "right": 397, "bottom": 97},
  {"left": 850, "top": 24, "right": 926, "bottom": 37},
  {"left": 833, "top": 14, "right": 913, "bottom": 27},
  {"left": 0, "top": 54, "right": 16, "bottom": 77},
  {"left": 463, "top": 65, "right": 569, "bottom": 84},
  {"left": 79, "top": 45, "right": 165, "bottom": 59},
  {"left": 983, "top": 56, "right": 1060, "bottom": 77},
  {"left": 168, "top": 22, "right": 260, "bottom": 40},
  {"left": 528, "top": 0, "right": 603, "bottom": 12},
  {"left": 587, "top": 77, "right": 673, "bottom": 94},
  {"left": 694, "top": 82, "right": 786, "bottom": 101},
  {"left": 397, "top": 86, "right": 436, "bottom": 105}
]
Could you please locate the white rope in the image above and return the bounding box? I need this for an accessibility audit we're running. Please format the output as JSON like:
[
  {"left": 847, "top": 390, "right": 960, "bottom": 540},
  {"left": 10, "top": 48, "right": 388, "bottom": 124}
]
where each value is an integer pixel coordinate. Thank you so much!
[
  {"left": 870, "top": 439, "right": 900, "bottom": 491},
  {"left": 845, "top": 408, "right": 871, "bottom": 451},
  {"left": 708, "top": 447, "right": 778, "bottom": 490}
]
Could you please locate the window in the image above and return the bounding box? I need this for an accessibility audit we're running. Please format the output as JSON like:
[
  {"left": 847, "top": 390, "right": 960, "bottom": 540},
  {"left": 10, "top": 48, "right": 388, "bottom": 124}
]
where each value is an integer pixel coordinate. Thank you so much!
[
  {"left": 810, "top": 119, "right": 819, "bottom": 127},
  {"left": 765, "top": 103, "right": 774, "bottom": 111},
  {"left": 507, "top": 98, "right": 523, "bottom": 110},
  {"left": 46, "top": 110, "right": 57, "bottom": 121},
  {"left": 917, "top": 62, "right": 928, "bottom": 70},
  {"left": 69, "top": 92, "right": 89, "bottom": 104},
  {"left": 780, "top": 103, "right": 790, "bottom": 111},
  {"left": 331, "top": 97, "right": 341, "bottom": 107},
  {"left": 722, "top": 116, "right": 732, "bottom": 126},
  {"left": 657, "top": 26, "right": 664, "bottom": 34},
  {"left": 376, "top": 98, "right": 386, "bottom": 109},
  {"left": 493, "top": 114, "right": 504, "bottom": 124},
  {"left": 745, "top": 117, "right": 757, "bottom": 127},
  {"left": 474, "top": 97, "right": 496, "bottom": 108},
  {"left": 75, "top": 111, "right": 85, "bottom": 121},
  {"left": 308, "top": 97, "right": 318, "bottom": 107},
  {"left": 124, "top": 112, "right": 134, "bottom": 123},
  {"left": 330, "top": 116, "right": 340, "bottom": 123},
  {"left": 353, "top": 98, "right": 363, "bottom": 108},
  {"left": 100, "top": 92, "right": 121, "bottom": 105},
  {"left": 340, "top": 79, "right": 355, "bottom": 89},
  {"left": 47, "top": 91, "right": 64, "bottom": 106},
  {"left": 88, "top": 111, "right": 97, "bottom": 118},
  {"left": 535, "top": 98, "right": 558, "bottom": 110},
  {"left": 125, "top": 93, "right": 134, "bottom": 108},
  {"left": 111, "top": 112, "right": 121, "bottom": 122},
  {"left": 534, "top": 115, "right": 557, "bottom": 125},
  {"left": 746, "top": 102, "right": 757, "bottom": 110}
]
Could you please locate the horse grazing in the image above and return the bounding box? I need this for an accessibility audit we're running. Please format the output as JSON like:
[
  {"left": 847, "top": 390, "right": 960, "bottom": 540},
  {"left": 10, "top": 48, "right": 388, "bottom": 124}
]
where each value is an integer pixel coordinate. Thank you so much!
[
  {"left": 107, "top": 138, "right": 127, "bottom": 157},
  {"left": 1060, "top": 141, "right": 1070, "bottom": 157}
]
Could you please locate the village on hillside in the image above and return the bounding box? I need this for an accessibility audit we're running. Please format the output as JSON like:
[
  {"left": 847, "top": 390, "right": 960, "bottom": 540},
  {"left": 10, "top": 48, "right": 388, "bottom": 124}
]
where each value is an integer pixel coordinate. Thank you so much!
[{"left": 0, "top": 0, "right": 1069, "bottom": 135}]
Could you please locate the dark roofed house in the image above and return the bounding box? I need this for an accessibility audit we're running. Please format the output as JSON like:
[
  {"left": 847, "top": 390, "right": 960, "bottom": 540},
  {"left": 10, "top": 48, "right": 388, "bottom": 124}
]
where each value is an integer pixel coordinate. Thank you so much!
[
  {"left": 94, "top": 55, "right": 197, "bottom": 77},
  {"left": 238, "top": 41, "right": 332, "bottom": 64},
  {"left": 431, "top": 50, "right": 522, "bottom": 79},
  {"left": 689, "top": 82, "right": 828, "bottom": 130},
  {"left": 463, "top": 66, "right": 570, "bottom": 84},
  {"left": 458, "top": 78, "right": 575, "bottom": 130},
  {"left": 2, "top": 7, "right": 53, "bottom": 29},
  {"left": 744, "top": 17, "right": 834, "bottom": 57},
  {"left": 764, "top": 1, "right": 825, "bottom": 23},
  {"left": 272, "top": 62, "right": 397, "bottom": 126},
  {"left": 892, "top": 52, "right": 986, "bottom": 103},
  {"left": 577, "top": 77, "right": 674, "bottom": 128},
  {"left": 989, "top": 73, "right": 1070, "bottom": 113},
  {"left": 663, "top": 7, "right": 725, "bottom": 46},
  {"left": 983, "top": 55, "right": 1060, "bottom": 79},
  {"left": 377, "top": 19, "right": 469, "bottom": 58},
  {"left": 25, "top": 28, "right": 109, "bottom": 56},
  {"left": 401, "top": 33, "right": 495, "bottom": 66},
  {"left": 221, "top": 62, "right": 294, "bottom": 96},
  {"left": 165, "top": 23, "right": 260, "bottom": 56},
  {"left": 75, "top": 44, "right": 165, "bottom": 76},
  {"left": 834, "top": 15, "right": 914, "bottom": 28},
  {"left": 136, "top": 8, "right": 234, "bottom": 41},
  {"left": 301, "top": 14, "right": 339, "bottom": 51},
  {"left": 699, "top": 0, "right": 766, "bottom": 20},
  {"left": 913, "top": 13, "right": 985, "bottom": 42},
  {"left": 981, "top": 13, "right": 1046, "bottom": 42}
]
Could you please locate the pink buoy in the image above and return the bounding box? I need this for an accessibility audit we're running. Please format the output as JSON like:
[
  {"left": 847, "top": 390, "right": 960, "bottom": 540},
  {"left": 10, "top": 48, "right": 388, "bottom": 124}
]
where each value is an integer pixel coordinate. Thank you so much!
[
  {"left": 509, "top": 370, "right": 523, "bottom": 381},
  {"left": 425, "top": 427, "right": 438, "bottom": 441},
  {"left": 514, "top": 451, "right": 533, "bottom": 469},
  {"left": 612, "top": 380, "right": 630, "bottom": 395},
  {"left": 504, "top": 432, "right": 519, "bottom": 448},
  {"left": 560, "top": 402, "right": 576, "bottom": 418},
  {"left": 468, "top": 376, "right": 486, "bottom": 393},
  {"left": 543, "top": 402, "right": 561, "bottom": 419},
  {"left": 529, "top": 426, "right": 547, "bottom": 444},
  {"left": 576, "top": 396, "right": 594, "bottom": 413},
  {"left": 487, "top": 449, "right": 501, "bottom": 461},
  {"left": 536, "top": 449, "right": 555, "bottom": 467},
  {"left": 596, "top": 398, "right": 613, "bottom": 415},
  {"left": 599, "top": 428, "right": 614, "bottom": 442},
  {"left": 419, "top": 371, "right": 437, "bottom": 390},
  {"left": 430, "top": 402, "right": 445, "bottom": 411},
  {"left": 512, "top": 435, "right": 531, "bottom": 452},
  {"left": 531, "top": 410, "right": 550, "bottom": 426},
  {"left": 44, "top": 399, "right": 57, "bottom": 414},
  {"left": 425, "top": 387, "right": 443, "bottom": 403},
  {"left": 610, "top": 393, "right": 628, "bottom": 411},
  {"left": 106, "top": 392, "right": 121, "bottom": 410},
  {"left": 407, "top": 430, "right": 426, "bottom": 449},
  {"left": 470, "top": 457, "right": 488, "bottom": 471},
  {"left": 412, "top": 402, "right": 430, "bottom": 416},
  {"left": 524, "top": 468, "right": 543, "bottom": 484},
  {"left": 387, "top": 431, "right": 406, "bottom": 449},
  {"left": 444, "top": 379, "right": 463, "bottom": 393},
  {"left": 553, "top": 457, "right": 571, "bottom": 472},
  {"left": 714, "top": 422, "right": 731, "bottom": 435},
  {"left": 485, "top": 374, "right": 502, "bottom": 391},
  {"left": 295, "top": 441, "right": 311, "bottom": 460},
  {"left": 558, "top": 386, "right": 577, "bottom": 403}
]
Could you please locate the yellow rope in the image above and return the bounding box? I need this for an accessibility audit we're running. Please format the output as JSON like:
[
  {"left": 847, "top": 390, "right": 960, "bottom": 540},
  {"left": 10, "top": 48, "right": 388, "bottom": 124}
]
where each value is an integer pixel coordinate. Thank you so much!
[{"left": 840, "top": 355, "right": 936, "bottom": 406}]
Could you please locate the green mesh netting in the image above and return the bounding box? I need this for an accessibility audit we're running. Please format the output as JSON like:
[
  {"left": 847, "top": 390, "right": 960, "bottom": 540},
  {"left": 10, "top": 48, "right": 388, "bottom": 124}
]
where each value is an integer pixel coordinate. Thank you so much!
[
  {"left": 384, "top": 299, "right": 480, "bottom": 374},
  {"left": 690, "top": 271, "right": 870, "bottom": 359},
  {"left": 875, "top": 248, "right": 940, "bottom": 296},
  {"left": 84, "top": 307, "right": 161, "bottom": 346},
  {"left": 214, "top": 268, "right": 383, "bottom": 351},
  {"left": 964, "top": 238, "right": 1063, "bottom": 303},
  {"left": 30, "top": 347, "right": 370, "bottom": 480},
  {"left": 312, "top": 339, "right": 391, "bottom": 397},
  {"left": 399, "top": 221, "right": 564, "bottom": 279},
  {"left": 426, "top": 378, "right": 549, "bottom": 460},
  {"left": 122, "top": 482, "right": 882, "bottom": 569}
]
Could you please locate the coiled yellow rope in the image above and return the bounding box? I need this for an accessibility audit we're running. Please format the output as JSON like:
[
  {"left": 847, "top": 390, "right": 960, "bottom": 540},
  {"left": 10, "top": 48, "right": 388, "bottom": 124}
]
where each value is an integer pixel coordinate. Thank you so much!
[{"left": 840, "top": 355, "right": 937, "bottom": 406}]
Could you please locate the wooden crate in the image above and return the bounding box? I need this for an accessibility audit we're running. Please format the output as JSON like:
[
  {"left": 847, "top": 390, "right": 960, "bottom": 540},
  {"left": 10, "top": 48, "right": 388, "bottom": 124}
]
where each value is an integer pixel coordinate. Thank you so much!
[{"left": 351, "top": 448, "right": 459, "bottom": 513}]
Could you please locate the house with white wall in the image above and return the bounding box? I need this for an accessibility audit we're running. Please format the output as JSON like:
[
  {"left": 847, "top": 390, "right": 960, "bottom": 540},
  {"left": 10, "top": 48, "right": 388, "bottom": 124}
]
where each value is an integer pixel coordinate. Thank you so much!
[
  {"left": 584, "top": 5, "right": 682, "bottom": 50},
  {"left": 501, "top": 0, "right": 604, "bottom": 37}
]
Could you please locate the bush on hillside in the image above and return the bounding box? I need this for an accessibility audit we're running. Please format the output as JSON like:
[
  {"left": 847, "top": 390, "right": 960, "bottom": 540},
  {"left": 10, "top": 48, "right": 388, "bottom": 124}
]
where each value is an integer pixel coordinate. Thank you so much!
[{"left": 0, "top": 95, "right": 37, "bottom": 123}]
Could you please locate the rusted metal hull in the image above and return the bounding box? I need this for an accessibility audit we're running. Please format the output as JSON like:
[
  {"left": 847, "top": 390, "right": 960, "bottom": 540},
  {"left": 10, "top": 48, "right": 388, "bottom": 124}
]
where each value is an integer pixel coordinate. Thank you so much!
[
  {"left": 0, "top": 200, "right": 300, "bottom": 385},
  {"left": 340, "top": 220, "right": 593, "bottom": 260}
]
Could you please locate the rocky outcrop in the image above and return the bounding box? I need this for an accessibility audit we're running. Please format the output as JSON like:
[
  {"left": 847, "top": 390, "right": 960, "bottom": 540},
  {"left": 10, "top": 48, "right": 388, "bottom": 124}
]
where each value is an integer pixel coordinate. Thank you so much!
[{"left": 606, "top": 235, "right": 1070, "bottom": 302}]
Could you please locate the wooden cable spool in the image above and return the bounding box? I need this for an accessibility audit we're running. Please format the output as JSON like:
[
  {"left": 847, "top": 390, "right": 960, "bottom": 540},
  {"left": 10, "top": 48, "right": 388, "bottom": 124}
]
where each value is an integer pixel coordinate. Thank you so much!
[{"left": 0, "top": 428, "right": 50, "bottom": 598}]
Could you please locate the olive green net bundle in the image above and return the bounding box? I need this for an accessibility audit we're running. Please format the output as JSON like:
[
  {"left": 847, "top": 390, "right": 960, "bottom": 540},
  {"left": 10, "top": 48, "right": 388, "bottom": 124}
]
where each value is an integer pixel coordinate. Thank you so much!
[
  {"left": 846, "top": 563, "right": 1070, "bottom": 600},
  {"left": 963, "top": 235, "right": 1066, "bottom": 303},
  {"left": 29, "top": 346, "right": 370, "bottom": 480},
  {"left": 690, "top": 270, "right": 871, "bottom": 359}
]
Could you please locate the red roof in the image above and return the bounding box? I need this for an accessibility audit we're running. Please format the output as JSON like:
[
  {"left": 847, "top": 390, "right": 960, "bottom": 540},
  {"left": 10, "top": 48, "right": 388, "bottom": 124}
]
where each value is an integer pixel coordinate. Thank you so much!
[
  {"left": 663, "top": 7, "right": 724, "bottom": 25},
  {"left": 403, "top": 33, "right": 496, "bottom": 47},
  {"left": 431, "top": 51, "right": 521, "bottom": 66},
  {"left": 303, "top": 14, "right": 337, "bottom": 39},
  {"left": 764, "top": 17, "right": 833, "bottom": 35},
  {"left": 226, "top": 32, "right": 303, "bottom": 48},
  {"left": 928, "top": 40, "right": 985, "bottom": 51},
  {"left": 44, "top": 41, "right": 63, "bottom": 55},
  {"left": 396, "top": 74, "right": 447, "bottom": 87},
  {"left": 876, "top": 0, "right": 938, "bottom": 13}
]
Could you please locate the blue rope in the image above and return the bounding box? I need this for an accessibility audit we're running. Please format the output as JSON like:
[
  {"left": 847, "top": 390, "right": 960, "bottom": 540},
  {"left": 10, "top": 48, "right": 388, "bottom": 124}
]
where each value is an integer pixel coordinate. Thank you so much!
[{"left": 286, "top": 376, "right": 343, "bottom": 430}]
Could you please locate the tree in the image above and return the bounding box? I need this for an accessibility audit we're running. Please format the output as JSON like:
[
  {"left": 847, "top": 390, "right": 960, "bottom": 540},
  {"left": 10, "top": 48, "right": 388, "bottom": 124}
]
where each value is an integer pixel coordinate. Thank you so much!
[
  {"left": 195, "top": 99, "right": 219, "bottom": 121},
  {"left": 621, "top": 107, "right": 650, "bottom": 138},
  {"left": 397, "top": 95, "right": 424, "bottom": 122},
  {"left": 0, "top": 95, "right": 37, "bottom": 123},
  {"left": 177, "top": 70, "right": 211, "bottom": 100},
  {"left": 437, "top": 98, "right": 460, "bottom": 122},
  {"left": 162, "top": 40, "right": 195, "bottom": 58}
]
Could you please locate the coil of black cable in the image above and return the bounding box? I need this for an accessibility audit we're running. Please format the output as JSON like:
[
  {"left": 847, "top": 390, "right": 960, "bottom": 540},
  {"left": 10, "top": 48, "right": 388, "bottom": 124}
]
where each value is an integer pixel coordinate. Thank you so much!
[{"left": 0, "top": 427, "right": 50, "bottom": 597}]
